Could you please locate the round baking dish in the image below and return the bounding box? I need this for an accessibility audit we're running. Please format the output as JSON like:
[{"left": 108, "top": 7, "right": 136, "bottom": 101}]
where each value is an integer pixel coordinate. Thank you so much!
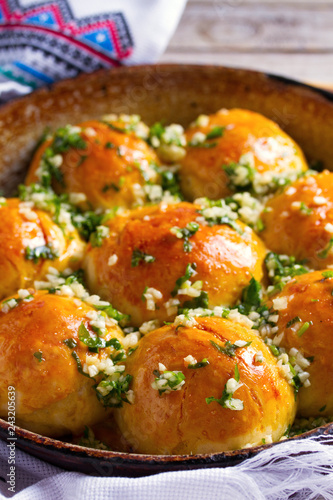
[{"left": 0, "top": 64, "right": 333, "bottom": 475}]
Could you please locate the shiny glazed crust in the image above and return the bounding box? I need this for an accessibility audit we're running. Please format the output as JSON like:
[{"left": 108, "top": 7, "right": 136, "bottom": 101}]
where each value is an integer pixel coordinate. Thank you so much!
[
  {"left": 26, "top": 120, "right": 160, "bottom": 210},
  {"left": 267, "top": 270, "right": 333, "bottom": 417},
  {"left": 0, "top": 291, "right": 123, "bottom": 437},
  {"left": 84, "top": 202, "right": 267, "bottom": 326},
  {"left": 180, "top": 108, "right": 308, "bottom": 200},
  {"left": 261, "top": 171, "right": 333, "bottom": 268},
  {"left": 115, "top": 317, "right": 296, "bottom": 455},
  {"left": 0, "top": 199, "right": 85, "bottom": 300}
]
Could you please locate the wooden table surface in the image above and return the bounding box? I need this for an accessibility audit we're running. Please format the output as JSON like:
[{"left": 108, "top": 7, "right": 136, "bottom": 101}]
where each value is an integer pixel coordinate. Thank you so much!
[{"left": 162, "top": 0, "right": 333, "bottom": 91}]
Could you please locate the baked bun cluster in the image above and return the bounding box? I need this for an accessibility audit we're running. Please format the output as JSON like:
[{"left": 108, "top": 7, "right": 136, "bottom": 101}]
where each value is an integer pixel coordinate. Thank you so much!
[{"left": 0, "top": 109, "right": 330, "bottom": 454}]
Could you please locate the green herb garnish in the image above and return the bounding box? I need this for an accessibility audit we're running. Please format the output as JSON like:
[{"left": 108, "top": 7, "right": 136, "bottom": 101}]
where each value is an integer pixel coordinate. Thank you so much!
[
  {"left": 171, "top": 263, "right": 197, "bottom": 297},
  {"left": 188, "top": 358, "right": 209, "bottom": 369},
  {"left": 286, "top": 316, "right": 301, "bottom": 328},
  {"left": 131, "top": 248, "right": 156, "bottom": 267},
  {"left": 63, "top": 338, "right": 77, "bottom": 349},
  {"left": 322, "top": 271, "right": 333, "bottom": 279},
  {"left": 205, "top": 126, "right": 226, "bottom": 140},
  {"left": 170, "top": 221, "right": 199, "bottom": 252},
  {"left": 317, "top": 238, "right": 333, "bottom": 259},
  {"left": 33, "top": 350, "right": 44, "bottom": 362},
  {"left": 25, "top": 244, "right": 58, "bottom": 263},
  {"left": 297, "top": 321, "right": 313, "bottom": 337},
  {"left": 210, "top": 340, "right": 251, "bottom": 357}
]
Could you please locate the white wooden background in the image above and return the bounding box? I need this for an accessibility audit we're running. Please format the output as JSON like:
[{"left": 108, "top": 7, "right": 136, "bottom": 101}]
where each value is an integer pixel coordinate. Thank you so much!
[{"left": 162, "top": 0, "right": 333, "bottom": 89}]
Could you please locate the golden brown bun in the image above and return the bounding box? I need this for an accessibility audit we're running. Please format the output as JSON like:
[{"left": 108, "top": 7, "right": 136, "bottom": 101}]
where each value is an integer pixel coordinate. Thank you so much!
[
  {"left": 115, "top": 317, "right": 296, "bottom": 455},
  {"left": 261, "top": 171, "right": 333, "bottom": 268},
  {"left": 0, "top": 290, "right": 124, "bottom": 437},
  {"left": 25, "top": 120, "right": 160, "bottom": 210},
  {"left": 180, "top": 108, "right": 308, "bottom": 200},
  {"left": 0, "top": 198, "right": 85, "bottom": 300},
  {"left": 266, "top": 270, "right": 333, "bottom": 417},
  {"left": 84, "top": 202, "right": 267, "bottom": 327}
]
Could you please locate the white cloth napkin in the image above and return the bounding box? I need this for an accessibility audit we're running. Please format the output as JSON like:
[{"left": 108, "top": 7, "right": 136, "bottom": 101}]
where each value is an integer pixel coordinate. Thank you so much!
[
  {"left": 0, "top": 435, "right": 333, "bottom": 499},
  {"left": 0, "top": 0, "right": 187, "bottom": 102}
]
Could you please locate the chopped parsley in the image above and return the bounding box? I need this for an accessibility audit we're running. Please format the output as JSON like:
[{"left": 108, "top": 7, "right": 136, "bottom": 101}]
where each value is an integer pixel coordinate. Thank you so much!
[
  {"left": 322, "top": 271, "right": 333, "bottom": 279},
  {"left": 178, "top": 290, "right": 209, "bottom": 313},
  {"left": 206, "top": 364, "right": 243, "bottom": 410},
  {"left": 148, "top": 122, "right": 165, "bottom": 145},
  {"left": 41, "top": 151, "right": 65, "bottom": 187},
  {"left": 102, "top": 121, "right": 126, "bottom": 134},
  {"left": 77, "top": 324, "right": 126, "bottom": 355},
  {"left": 269, "top": 344, "right": 280, "bottom": 357},
  {"left": 71, "top": 351, "right": 90, "bottom": 378},
  {"left": 152, "top": 368, "right": 185, "bottom": 394},
  {"left": 223, "top": 161, "right": 255, "bottom": 191},
  {"left": 33, "top": 350, "right": 44, "bottom": 362},
  {"left": 52, "top": 126, "right": 87, "bottom": 153},
  {"left": 40, "top": 125, "right": 87, "bottom": 187},
  {"left": 63, "top": 338, "right": 77, "bottom": 349},
  {"left": 95, "top": 373, "right": 133, "bottom": 408},
  {"left": 102, "top": 177, "right": 125, "bottom": 193},
  {"left": 297, "top": 321, "right": 313, "bottom": 337},
  {"left": 25, "top": 244, "right": 58, "bottom": 263},
  {"left": 160, "top": 170, "right": 183, "bottom": 198},
  {"left": 89, "top": 225, "right": 109, "bottom": 247},
  {"left": 188, "top": 126, "right": 225, "bottom": 148},
  {"left": 72, "top": 211, "right": 104, "bottom": 241},
  {"left": 94, "top": 303, "right": 130, "bottom": 325},
  {"left": 170, "top": 221, "right": 199, "bottom": 252},
  {"left": 171, "top": 263, "right": 197, "bottom": 297},
  {"left": 205, "top": 125, "right": 226, "bottom": 140},
  {"left": 264, "top": 252, "right": 309, "bottom": 295},
  {"left": 238, "top": 277, "right": 262, "bottom": 315},
  {"left": 188, "top": 358, "right": 209, "bottom": 369},
  {"left": 131, "top": 248, "right": 156, "bottom": 267},
  {"left": 197, "top": 199, "right": 242, "bottom": 234},
  {"left": 286, "top": 316, "right": 301, "bottom": 328},
  {"left": 317, "top": 238, "right": 333, "bottom": 259},
  {"left": 210, "top": 340, "right": 251, "bottom": 357},
  {"left": 299, "top": 202, "right": 313, "bottom": 215}
]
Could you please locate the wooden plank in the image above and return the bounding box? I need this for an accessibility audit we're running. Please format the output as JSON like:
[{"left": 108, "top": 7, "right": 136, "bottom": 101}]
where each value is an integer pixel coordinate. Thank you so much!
[
  {"left": 169, "top": 2, "right": 333, "bottom": 51},
  {"left": 188, "top": 0, "right": 333, "bottom": 4},
  {"left": 159, "top": 51, "right": 333, "bottom": 84}
]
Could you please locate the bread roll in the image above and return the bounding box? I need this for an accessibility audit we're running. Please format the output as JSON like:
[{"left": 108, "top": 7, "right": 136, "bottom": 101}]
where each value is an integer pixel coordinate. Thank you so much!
[
  {"left": 180, "top": 108, "right": 308, "bottom": 200},
  {"left": 26, "top": 119, "right": 161, "bottom": 210},
  {"left": 261, "top": 171, "right": 333, "bottom": 269},
  {"left": 266, "top": 270, "right": 333, "bottom": 417},
  {"left": 0, "top": 290, "right": 125, "bottom": 437},
  {"left": 0, "top": 198, "right": 84, "bottom": 300},
  {"left": 84, "top": 202, "right": 267, "bottom": 326},
  {"left": 115, "top": 317, "right": 296, "bottom": 454}
]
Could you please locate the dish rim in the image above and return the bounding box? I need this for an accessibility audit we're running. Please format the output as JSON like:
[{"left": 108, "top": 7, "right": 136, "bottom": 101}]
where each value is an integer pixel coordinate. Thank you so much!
[{"left": 0, "top": 63, "right": 333, "bottom": 469}]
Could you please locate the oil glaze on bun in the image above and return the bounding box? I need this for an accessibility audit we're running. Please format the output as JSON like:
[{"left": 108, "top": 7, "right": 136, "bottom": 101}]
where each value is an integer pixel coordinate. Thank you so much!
[
  {"left": 25, "top": 119, "right": 161, "bottom": 210},
  {"left": 115, "top": 317, "right": 296, "bottom": 455},
  {"left": 261, "top": 171, "right": 333, "bottom": 269},
  {"left": 84, "top": 202, "right": 267, "bottom": 327},
  {"left": 266, "top": 270, "right": 333, "bottom": 418},
  {"left": 0, "top": 290, "right": 124, "bottom": 437}
]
